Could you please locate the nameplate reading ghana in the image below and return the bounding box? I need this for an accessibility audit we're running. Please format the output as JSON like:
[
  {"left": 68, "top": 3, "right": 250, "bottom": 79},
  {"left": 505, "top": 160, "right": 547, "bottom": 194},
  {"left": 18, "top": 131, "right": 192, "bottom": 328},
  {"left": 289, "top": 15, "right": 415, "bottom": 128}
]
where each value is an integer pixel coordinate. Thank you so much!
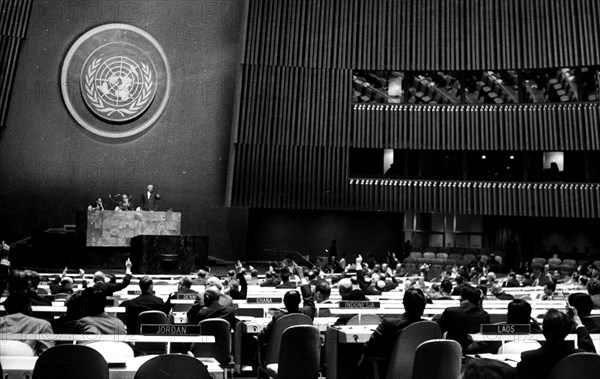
[
  {"left": 140, "top": 324, "right": 201, "bottom": 335},
  {"left": 176, "top": 293, "right": 199, "bottom": 300},
  {"left": 339, "top": 301, "right": 380, "bottom": 308},
  {"left": 247, "top": 297, "right": 283, "bottom": 304},
  {"left": 480, "top": 324, "right": 531, "bottom": 334}
]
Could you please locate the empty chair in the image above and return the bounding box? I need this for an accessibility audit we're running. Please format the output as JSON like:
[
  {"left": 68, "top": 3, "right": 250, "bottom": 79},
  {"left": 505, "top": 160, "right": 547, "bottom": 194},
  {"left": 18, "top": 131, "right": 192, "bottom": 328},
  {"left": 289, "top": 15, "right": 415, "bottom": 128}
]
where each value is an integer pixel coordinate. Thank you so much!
[
  {"left": 547, "top": 258, "right": 561, "bottom": 270},
  {"left": 257, "top": 313, "right": 313, "bottom": 378},
  {"left": 0, "top": 341, "right": 35, "bottom": 356},
  {"left": 33, "top": 345, "right": 109, "bottom": 379},
  {"left": 136, "top": 310, "right": 168, "bottom": 355},
  {"left": 133, "top": 354, "right": 211, "bottom": 379},
  {"left": 497, "top": 341, "right": 541, "bottom": 354},
  {"left": 436, "top": 253, "right": 448, "bottom": 260},
  {"left": 423, "top": 252, "right": 436, "bottom": 260},
  {"left": 412, "top": 340, "right": 461, "bottom": 379},
  {"left": 84, "top": 341, "right": 134, "bottom": 362},
  {"left": 378, "top": 320, "right": 441, "bottom": 379},
  {"left": 191, "top": 318, "right": 232, "bottom": 366},
  {"left": 548, "top": 352, "right": 600, "bottom": 379},
  {"left": 266, "top": 325, "right": 320, "bottom": 379},
  {"left": 409, "top": 252, "right": 422, "bottom": 260},
  {"left": 346, "top": 314, "right": 381, "bottom": 325}
]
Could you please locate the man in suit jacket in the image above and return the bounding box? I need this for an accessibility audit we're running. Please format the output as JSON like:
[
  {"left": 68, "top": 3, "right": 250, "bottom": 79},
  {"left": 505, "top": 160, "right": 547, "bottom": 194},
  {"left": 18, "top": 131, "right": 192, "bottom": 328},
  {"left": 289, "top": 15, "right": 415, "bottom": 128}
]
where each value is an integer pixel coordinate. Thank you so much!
[
  {"left": 92, "top": 259, "right": 132, "bottom": 295},
  {"left": 568, "top": 293, "right": 600, "bottom": 333},
  {"left": 360, "top": 288, "right": 428, "bottom": 378},
  {"left": 517, "top": 308, "right": 596, "bottom": 379},
  {"left": 75, "top": 288, "right": 127, "bottom": 334},
  {"left": 125, "top": 276, "right": 168, "bottom": 333},
  {"left": 140, "top": 184, "right": 159, "bottom": 211},
  {"left": 257, "top": 290, "right": 312, "bottom": 344},
  {"left": 187, "top": 287, "right": 237, "bottom": 328},
  {"left": 435, "top": 285, "right": 490, "bottom": 350}
]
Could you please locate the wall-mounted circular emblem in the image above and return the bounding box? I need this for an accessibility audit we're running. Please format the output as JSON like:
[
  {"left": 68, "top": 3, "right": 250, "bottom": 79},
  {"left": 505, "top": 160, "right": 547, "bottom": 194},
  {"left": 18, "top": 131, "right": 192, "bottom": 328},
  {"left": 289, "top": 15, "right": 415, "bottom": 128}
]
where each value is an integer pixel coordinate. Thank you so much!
[{"left": 62, "top": 24, "right": 171, "bottom": 139}]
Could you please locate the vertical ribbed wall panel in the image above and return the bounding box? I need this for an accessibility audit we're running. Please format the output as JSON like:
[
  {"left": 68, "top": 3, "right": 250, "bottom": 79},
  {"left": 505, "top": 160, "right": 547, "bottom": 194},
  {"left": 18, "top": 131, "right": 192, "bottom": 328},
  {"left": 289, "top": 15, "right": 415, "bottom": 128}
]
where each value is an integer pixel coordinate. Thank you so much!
[
  {"left": 351, "top": 103, "right": 600, "bottom": 150},
  {"left": 242, "top": 0, "right": 600, "bottom": 70},
  {"left": 0, "top": 0, "right": 33, "bottom": 129}
]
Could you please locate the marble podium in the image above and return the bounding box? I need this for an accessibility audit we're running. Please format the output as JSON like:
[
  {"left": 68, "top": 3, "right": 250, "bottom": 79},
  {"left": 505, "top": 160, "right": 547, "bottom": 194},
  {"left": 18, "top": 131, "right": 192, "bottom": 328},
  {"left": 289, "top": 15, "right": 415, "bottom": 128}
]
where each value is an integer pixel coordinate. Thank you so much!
[{"left": 85, "top": 210, "right": 181, "bottom": 247}]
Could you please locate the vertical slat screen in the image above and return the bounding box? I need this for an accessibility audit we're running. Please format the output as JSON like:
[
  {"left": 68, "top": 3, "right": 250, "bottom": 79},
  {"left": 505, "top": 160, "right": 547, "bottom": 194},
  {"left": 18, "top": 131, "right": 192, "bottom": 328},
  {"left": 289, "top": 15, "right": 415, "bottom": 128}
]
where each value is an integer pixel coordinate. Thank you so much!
[{"left": 0, "top": 0, "right": 33, "bottom": 130}]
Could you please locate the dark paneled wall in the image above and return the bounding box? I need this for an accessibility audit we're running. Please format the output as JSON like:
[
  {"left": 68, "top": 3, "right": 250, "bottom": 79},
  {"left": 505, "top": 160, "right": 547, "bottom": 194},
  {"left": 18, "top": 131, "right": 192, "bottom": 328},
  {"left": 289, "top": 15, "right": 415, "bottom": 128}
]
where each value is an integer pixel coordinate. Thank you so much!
[
  {"left": 242, "top": 0, "right": 600, "bottom": 70},
  {"left": 228, "top": 0, "right": 600, "bottom": 218},
  {"left": 0, "top": 0, "right": 247, "bottom": 259}
]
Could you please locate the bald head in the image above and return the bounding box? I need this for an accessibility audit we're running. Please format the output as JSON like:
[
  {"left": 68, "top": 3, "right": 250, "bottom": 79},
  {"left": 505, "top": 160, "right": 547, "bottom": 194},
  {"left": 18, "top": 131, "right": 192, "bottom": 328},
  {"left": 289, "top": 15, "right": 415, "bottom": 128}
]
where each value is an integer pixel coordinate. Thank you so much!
[
  {"left": 338, "top": 278, "right": 353, "bottom": 299},
  {"left": 93, "top": 271, "right": 105, "bottom": 283}
]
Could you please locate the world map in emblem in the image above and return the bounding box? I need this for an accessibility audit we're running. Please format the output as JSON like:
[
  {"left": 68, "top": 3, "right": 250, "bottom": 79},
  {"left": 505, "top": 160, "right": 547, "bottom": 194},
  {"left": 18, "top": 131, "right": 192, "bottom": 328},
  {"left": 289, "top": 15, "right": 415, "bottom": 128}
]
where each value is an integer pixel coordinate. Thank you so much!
[
  {"left": 82, "top": 46, "right": 157, "bottom": 122},
  {"left": 61, "top": 24, "right": 171, "bottom": 139}
]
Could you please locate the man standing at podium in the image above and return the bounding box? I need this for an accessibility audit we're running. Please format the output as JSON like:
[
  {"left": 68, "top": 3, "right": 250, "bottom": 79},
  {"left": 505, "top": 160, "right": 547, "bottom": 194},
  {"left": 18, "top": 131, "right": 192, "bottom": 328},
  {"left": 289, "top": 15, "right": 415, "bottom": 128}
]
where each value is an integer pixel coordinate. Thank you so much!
[{"left": 139, "top": 184, "right": 160, "bottom": 211}]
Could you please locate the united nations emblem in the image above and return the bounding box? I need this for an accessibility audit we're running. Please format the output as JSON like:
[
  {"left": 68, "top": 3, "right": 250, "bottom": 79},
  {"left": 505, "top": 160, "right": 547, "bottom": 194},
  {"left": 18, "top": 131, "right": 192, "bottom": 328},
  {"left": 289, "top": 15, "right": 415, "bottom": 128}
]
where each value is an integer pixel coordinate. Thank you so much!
[{"left": 62, "top": 24, "right": 171, "bottom": 139}]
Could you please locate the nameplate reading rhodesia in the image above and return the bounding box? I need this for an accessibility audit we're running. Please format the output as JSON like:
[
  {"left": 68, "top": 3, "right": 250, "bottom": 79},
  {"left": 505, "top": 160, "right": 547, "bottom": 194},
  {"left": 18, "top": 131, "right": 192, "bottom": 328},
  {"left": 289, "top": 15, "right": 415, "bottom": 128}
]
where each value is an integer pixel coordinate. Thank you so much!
[
  {"left": 140, "top": 324, "right": 201, "bottom": 335},
  {"left": 480, "top": 324, "right": 531, "bottom": 334},
  {"left": 176, "top": 293, "right": 199, "bottom": 300},
  {"left": 339, "top": 301, "right": 380, "bottom": 308},
  {"left": 247, "top": 298, "right": 282, "bottom": 304}
]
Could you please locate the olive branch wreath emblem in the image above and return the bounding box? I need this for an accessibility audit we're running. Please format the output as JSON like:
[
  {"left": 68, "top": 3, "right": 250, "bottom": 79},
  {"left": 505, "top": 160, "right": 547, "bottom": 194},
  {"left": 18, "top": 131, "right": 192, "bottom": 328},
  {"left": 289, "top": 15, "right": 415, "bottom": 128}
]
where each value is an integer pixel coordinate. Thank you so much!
[{"left": 84, "top": 58, "right": 154, "bottom": 117}]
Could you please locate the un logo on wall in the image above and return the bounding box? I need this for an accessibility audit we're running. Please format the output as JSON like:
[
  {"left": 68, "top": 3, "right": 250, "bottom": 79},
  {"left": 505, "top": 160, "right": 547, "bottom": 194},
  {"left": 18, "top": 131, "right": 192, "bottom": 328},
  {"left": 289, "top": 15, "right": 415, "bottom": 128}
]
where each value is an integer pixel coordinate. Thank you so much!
[{"left": 62, "top": 24, "right": 171, "bottom": 139}]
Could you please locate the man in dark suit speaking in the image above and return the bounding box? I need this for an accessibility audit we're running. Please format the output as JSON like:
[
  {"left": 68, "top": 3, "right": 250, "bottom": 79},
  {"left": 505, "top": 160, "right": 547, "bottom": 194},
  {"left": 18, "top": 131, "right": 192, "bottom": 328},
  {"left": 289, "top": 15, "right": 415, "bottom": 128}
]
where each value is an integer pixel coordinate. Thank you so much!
[{"left": 139, "top": 184, "right": 160, "bottom": 211}]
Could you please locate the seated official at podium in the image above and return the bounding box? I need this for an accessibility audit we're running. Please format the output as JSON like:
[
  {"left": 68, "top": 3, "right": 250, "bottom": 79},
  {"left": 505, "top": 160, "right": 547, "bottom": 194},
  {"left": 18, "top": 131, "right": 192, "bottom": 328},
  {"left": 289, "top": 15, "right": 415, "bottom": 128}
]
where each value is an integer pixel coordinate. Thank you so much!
[
  {"left": 88, "top": 197, "right": 104, "bottom": 211},
  {"left": 115, "top": 194, "right": 134, "bottom": 211}
]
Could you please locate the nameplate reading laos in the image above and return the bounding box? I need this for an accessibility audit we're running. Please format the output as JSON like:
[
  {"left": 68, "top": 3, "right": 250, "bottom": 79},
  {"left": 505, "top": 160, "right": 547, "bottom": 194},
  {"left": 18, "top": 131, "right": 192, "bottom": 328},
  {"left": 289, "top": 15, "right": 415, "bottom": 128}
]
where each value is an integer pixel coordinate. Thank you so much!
[
  {"left": 480, "top": 324, "right": 531, "bottom": 334},
  {"left": 246, "top": 298, "right": 283, "bottom": 304},
  {"left": 140, "top": 324, "right": 201, "bottom": 335},
  {"left": 339, "top": 301, "right": 380, "bottom": 309}
]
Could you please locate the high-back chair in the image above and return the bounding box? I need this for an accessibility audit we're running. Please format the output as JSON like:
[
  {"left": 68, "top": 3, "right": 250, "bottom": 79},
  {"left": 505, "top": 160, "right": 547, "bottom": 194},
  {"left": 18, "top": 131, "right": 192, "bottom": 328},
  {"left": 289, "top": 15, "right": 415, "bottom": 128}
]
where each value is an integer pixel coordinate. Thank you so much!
[
  {"left": 136, "top": 310, "right": 168, "bottom": 355},
  {"left": 257, "top": 313, "right": 313, "bottom": 378},
  {"left": 548, "top": 352, "right": 600, "bottom": 379},
  {"left": 377, "top": 320, "right": 441, "bottom": 379},
  {"left": 412, "top": 340, "right": 461, "bottom": 379},
  {"left": 191, "top": 318, "right": 232, "bottom": 366},
  {"left": 265, "top": 325, "right": 320, "bottom": 379},
  {"left": 32, "top": 345, "right": 109, "bottom": 379},
  {"left": 0, "top": 341, "right": 35, "bottom": 356},
  {"left": 133, "top": 354, "right": 211, "bottom": 379},
  {"left": 84, "top": 341, "right": 134, "bottom": 363}
]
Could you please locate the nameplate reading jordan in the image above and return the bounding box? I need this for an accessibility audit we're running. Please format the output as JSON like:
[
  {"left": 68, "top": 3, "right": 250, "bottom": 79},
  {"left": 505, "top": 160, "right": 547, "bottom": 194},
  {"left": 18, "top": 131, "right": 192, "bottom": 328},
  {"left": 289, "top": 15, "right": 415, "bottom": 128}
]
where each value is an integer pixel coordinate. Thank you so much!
[
  {"left": 140, "top": 324, "right": 200, "bottom": 335},
  {"left": 480, "top": 324, "right": 531, "bottom": 335},
  {"left": 247, "top": 297, "right": 282, "bottom": 304},
  {"left": 176, "top": 293, "right": 199, "bottom": 300},
  {"left": 339, "top": 301, "right": 380, "bottom": 309}
]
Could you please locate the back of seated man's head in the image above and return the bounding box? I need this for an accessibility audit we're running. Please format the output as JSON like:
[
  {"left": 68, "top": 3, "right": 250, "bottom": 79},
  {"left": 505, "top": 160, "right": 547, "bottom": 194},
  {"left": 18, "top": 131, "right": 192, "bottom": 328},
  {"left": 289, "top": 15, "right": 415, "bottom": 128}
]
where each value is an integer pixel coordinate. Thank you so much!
[
  {"left": 251, "top": 269, "right": 259, "bottom": 278},
  {"left": 93, "top": 271, "right": 105, "bottom": 283},
  {"left": 280, "top": 271, "right": 290, "bottom": 283},
  {"left": 107, "top": 274, "right": 117, "bottom": 284},
  {"left": 490, "top": 284, "right": 503, "bottom": 296},
  {"left": 228, "top": 270, "right": 236, "bottom": 278},
  {"left": 179, "top": 276, "right": 192, "bottom": 289},
  {"left": 542, "top": 309, "right": 573, "bottom": 343},
  {"left": 403, "top": 288, "right": 427, "bottom": 317},
  {"left": 461, "top": 285, "right": 481, "bottom": 305},
  {"left": 203, "top": 287, "right": 220, "bottom": 307},
  {"left": 60, "top": 276, "right": 74, "bottom": 287},
  {"left": 206, "top": 277, "right": 223, "bottom": 291},
  {"left": 315, "top": 280, "right": 331, "bottom": 300},
  {"left": 587, "top": 279, "right": 600, "bottom": 296},
  {"left": 283, "top": 290, "right": 301, "bottom": 312},
  {"left": 139, "top": 276, "right": 153, "bottom": 293},
  {"left": 338, "top": 278, "right": 353, "bottom": 298},
  {"left": 5, "top": 293, "right": 32, "bottom": 315},
  {"left": 506, "top": 299, "right": 532, "bottom": 324},
  {"left": 8, "top": 269, "right": 29, "bottom": 295},
  {"left": 308, "top": 270, "right": 318, "bottom": 281},
  {"left": 197, "top": 269, "right": 207, "bottom": 279},
  {"left": 81, "top": 288, "right": 107, "bottom": 316},
  {"left": 455, "top": 276, "right": 464, "bottom": 285},
  {"left": 25, "top": 270, "right": 41, "bottom": 289},
  {"left": 330, "top": 275, "right": 340, "bottom": 286},
  {"left": 568, "top": 293, "right": 593, "bottom": 317},
  {"left": 347, "top": 289, "right": 367, "bottom": 301},
  {"left": 265, "top": 271, "right": 273, "bottom": 279},
  {"left": 441, "top": 279, "right": 453, "bottom": 294}
]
